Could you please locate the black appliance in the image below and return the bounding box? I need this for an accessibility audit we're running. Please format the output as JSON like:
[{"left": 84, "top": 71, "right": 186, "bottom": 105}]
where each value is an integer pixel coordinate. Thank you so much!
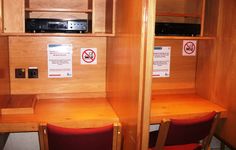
[
  {"left": 155, "top": 22, "right": 201, "bottom": 36},
  {"left": 25, "top": 18, "right": 90, "bottom": 33}
]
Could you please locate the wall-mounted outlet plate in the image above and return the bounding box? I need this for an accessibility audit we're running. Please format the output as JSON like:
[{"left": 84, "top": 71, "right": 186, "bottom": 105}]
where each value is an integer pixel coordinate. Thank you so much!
[
  {"left": 28, "top": 67, "right": 38, "bottom": 78},
  {"left": 15, "top": 68, "right": 25, "bottom": 78}
]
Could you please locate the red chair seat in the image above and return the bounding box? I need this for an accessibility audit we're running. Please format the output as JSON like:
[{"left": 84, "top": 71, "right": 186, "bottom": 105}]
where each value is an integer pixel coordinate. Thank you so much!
[
  {"left": 164, "top": 143, "right": 202, "bottom": 150},
  {"left": 47, "top": 124, "right": 114, "bottom": 150}
]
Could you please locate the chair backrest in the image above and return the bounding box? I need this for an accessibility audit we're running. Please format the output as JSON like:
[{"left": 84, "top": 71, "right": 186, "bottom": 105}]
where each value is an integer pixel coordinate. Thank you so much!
[
  {"left": 154, "top": 111, "right": 220, "bottom": 150},
  {"left": 39, "top": 123, "right": 121, "bottom": 150}
]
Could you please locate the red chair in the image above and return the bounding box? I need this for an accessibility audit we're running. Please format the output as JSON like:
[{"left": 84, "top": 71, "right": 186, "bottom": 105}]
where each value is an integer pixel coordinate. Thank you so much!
[
  {"left": 39, "top": 123, "right": 121, "bottom": 150},
  {"left": 151, "top": 111, "right": 220, "bottom": 150}
]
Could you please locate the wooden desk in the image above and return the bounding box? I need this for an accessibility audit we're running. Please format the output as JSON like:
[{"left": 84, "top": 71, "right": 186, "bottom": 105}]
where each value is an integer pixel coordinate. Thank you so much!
[
  {"left": 150, "top": 94, "right": 227, "bottom": 124},
  {"left": 0, "top": 97, "right": 119, "bottom": 132}
]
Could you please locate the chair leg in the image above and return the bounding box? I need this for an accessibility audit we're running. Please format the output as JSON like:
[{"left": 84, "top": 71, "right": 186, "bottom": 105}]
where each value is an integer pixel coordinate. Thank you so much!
[
  {"left": 220, "top": 142, "right": 225, "bottom": 150},
  {"left": 113, "top": 123, "right": 122, "bottom": 150},
  {"left": 39, "top": 123, "right": 49, "bottom": 150}
]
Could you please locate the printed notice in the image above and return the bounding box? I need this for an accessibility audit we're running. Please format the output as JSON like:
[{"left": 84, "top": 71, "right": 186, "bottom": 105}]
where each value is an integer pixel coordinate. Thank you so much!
[
  {"left": 152, "top": 46, "right": 171, "bottom": 78},
  {"left": 48, "top": 44, "right": 73, "bottom": 78}
]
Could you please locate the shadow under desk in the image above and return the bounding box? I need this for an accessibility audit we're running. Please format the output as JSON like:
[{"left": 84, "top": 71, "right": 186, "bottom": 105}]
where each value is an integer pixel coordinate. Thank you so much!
[
  {"left": 150, "top": 94, "right": 227, "bottom": 124},
  {"left": 0, "top": 95, "right": 119, "bottom": 132}
]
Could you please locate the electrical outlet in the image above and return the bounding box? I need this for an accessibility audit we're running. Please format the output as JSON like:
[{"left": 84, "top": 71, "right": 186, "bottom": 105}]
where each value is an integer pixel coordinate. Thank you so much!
[
  {"left": 28, "top": 67, "right": 38, "bottom": 78},
  {"left": 15, "top": 68, "right": 26, "bottom": 78}
]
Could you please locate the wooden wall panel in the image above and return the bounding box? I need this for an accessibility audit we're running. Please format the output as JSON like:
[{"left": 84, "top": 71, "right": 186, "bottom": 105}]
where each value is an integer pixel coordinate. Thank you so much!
[
  {"left": 9, "top": 37, "right": 106, "bottom": 98},
  {"left": 211, "top": 0, "right": 236, "bottom": 148},
  {"left": 203, "top": 0, "right": 219, "bottom": 37},
  {"left": 196, "top": 40, "right": 216, "bottom": 99},
  {"left": 28, "top": 12, "right": 88, "bottom": 20},
  {"left": 105, "top": 0, "right": 115, "bottom": 33},
  {"left": 107, "top": 0, "right": 152, "bottom": 149},
  {"left": 0, "top": 0, "right": 2, "bottom": 32},
  {"left": 156, "top": 0, "right": 201, "bottom": 23},
  {"left": 0, "top": 36, "right": 10, "bottom": 107},
  {"left": 26, "top": 0, "right": 90, "bottom": 9},
  {"left": 152, "top": 40, "right": 197, "bottom": 95},
  {"left": 93, "top": 0, "right": 106, "bottom": 33},
  {"left": 3, "top": 0, "right": 24, "bottom": 33}
]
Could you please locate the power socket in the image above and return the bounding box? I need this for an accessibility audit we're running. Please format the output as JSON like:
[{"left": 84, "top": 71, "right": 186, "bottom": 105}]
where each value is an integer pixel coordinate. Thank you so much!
[
  {"left": 28, "top": 67, "right": 38, "bottom": 78},
  {"left": 15, "top": 68, "right": 26, "bottom": 78}
]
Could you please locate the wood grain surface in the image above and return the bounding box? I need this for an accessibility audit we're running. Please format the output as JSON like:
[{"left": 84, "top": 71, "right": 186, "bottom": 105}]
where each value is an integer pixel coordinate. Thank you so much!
[
  {"left": 9, "top": 36, "right": 106, "bottom": 98},
  {"left": 0, "top": 95, "right": 37, "bottom": 115},
  {"left": 0, "top": 37, "right": 10, "bottom": 108},
  {"left": 151, "top": 94, "right": 227, "bottom": 124},
  {"left": 0, "top": 97, "right": 119, "bottom": 132},
  {"left": 152, "top": 39, "right": 197, "bottom": 94}
]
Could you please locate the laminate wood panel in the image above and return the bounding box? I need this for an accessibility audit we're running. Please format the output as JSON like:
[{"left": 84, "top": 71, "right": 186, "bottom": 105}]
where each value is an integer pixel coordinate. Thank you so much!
[
  {"left": 211, "top": 0, "right": 236, "bottom": 148},
  {"left": 152, "top": 39, "right": 197, "bottom": 94},
  {"left": 3, "top": 0, "right": 24, "bottom": 33},
  {"left": 107, "top": 0, "right": 151, "bottom": 149},
  {"left": 0, "top": 95, "right": 37, "bottom": 115},
  {"left": 203, "top": 0, "right": 219, "bottom": 37},
  {"left": 105, "top": 0, "right": 115, "bottom": 33},
  {"left": 0, "top": 0, "right": 2, "bottom": 32},
  {"left": 0, "top": 97, "right": 119, "bottom": 132},
  {"left": 93, "top": 0, "right": 106, "bottom": 33},
  {"left": 151, "top": 94, "right": 227, "bottom": 124},
  {"left": 9, "top": 36, "right": 106, "bottom": 98},
  {"left": 28, "top": 12, "right": 88, "bottom": 20},
  {"left": 196, "top": 40, "right": 216, "bottom": 99},
  {"left": 26, "top": 0, "right": 90, "bottom": 10},
  {"left": 156, "top": 0, "right": 201, "bottom": 23},
  {"left": 0, "top": 36, "right": 10, "bottom": 108}
]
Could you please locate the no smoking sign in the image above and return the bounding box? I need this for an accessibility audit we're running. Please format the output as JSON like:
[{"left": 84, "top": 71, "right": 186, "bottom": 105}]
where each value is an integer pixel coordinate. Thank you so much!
[
  {"left": 183, "top": 40, "right": 197, "bottom": 56},
  {"left": 81, "top": 48, "right": 97, "bottom": 64}
]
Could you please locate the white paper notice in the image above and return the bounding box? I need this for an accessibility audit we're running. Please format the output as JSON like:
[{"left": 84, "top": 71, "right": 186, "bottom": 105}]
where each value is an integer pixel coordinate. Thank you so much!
[
  {"left": 48, "top": 44, "right": 73, "bottom": 78},
  {"left": 152, "top": 46, "right": 171, "bottom": 78}
]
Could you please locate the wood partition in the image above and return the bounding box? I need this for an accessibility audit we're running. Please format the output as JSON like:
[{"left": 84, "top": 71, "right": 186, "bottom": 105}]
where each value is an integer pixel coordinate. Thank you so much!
[
  {"left": 0, "top": 0, "right": 2, "bottom": 32},
  {"left": 9, "top": 36, "right": 106, "bottom": 98},
  {"left": 210, "top": 0, "right": 236, "bottom": 147},
  {"left": 107, "top": 0, "right": 155, "bottom": 149},
  {"left": 0, "top": 36, "right": 10, "bottom": 110}
]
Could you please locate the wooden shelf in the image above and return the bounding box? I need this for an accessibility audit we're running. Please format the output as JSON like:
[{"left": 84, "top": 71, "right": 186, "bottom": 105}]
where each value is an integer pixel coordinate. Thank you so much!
[
  {"left": 156, "top": 12, "right": 201, "bottom": 18},
  {"left": 155, "top": 36, "right": 216, "bottom": 40},
  {"left": 25, "top": 8, "right": 92, "bottom": 13},
  {"left": 0, "top": 33, "right": 115, "bottom": 37}
]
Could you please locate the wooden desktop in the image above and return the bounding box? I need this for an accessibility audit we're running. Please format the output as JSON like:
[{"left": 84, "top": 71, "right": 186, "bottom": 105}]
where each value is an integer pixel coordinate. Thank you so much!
[
  {"left": 151, "top": 94, "right": 227, "bottom": 124},
  {"left": 0, "top": 96, "right": 119, "bottom": 133}
]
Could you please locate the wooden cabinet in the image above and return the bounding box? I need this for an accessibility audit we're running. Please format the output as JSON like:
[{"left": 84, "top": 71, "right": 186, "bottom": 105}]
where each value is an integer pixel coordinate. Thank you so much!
[
  {"left": 155, "top": 0, "right": 217, "bottom": 38},
  {"left": 2, "top": 0, "right": 115, "bottom": 34}
]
